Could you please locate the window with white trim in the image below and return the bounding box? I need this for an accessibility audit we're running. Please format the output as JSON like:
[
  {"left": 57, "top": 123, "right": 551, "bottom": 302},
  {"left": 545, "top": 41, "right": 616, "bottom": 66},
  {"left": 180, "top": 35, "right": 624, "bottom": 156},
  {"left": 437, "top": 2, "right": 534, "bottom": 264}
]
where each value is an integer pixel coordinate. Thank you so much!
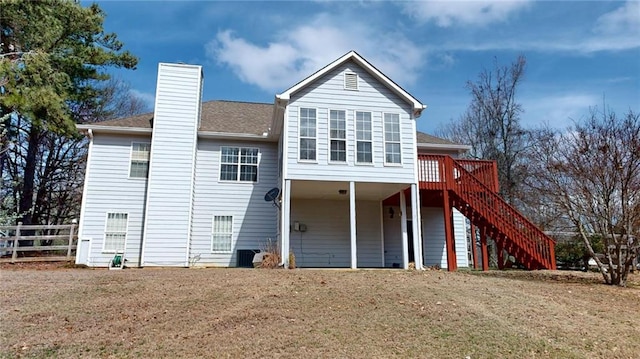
[
  {"left": 384, "top": 113, "right": 401, "bottom": 164},
  {"left": 299, "top": 108, "right": 317, "bottom": 161},
  {"left": 329, "top": 109, "right": 346, "bottom": 162},
  {"left": 104, "top": 212, "right": 127, "bottom": 252},
  {"left": 129, "top": 143, "right": 150, "bottom": 178},
  {"left": 220, "top": 147, "right": 259, "bottom": 182},
  {"left": 212, "top": 215, "right": 233, "bottom": 252},
  {"left": 355, "top": 111, "right": 372, "bottom": 163}
]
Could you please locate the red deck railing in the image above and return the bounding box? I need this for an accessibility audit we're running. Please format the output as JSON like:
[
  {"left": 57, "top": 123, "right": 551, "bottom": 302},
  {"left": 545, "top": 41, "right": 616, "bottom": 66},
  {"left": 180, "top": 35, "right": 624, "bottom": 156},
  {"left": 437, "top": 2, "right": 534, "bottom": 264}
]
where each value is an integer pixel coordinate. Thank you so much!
[
  {"left": 417, "top": 154, "right": 556, "bottom": 270},
  {"left": 418, "top": 155, "right": 498, "bottom": 192}
]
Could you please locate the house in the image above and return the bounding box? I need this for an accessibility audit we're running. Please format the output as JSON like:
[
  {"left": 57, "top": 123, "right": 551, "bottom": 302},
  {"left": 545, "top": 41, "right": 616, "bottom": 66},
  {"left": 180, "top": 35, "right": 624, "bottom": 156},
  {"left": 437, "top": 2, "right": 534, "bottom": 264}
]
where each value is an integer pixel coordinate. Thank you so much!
[{"left": 75, "top": 51, "right": 556, "bottom": 270}]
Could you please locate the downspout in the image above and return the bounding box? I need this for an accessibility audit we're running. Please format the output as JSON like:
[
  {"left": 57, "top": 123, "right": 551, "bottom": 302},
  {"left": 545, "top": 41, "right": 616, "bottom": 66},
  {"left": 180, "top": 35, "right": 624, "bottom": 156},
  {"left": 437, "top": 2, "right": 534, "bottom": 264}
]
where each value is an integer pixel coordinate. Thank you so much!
[
  {"left": 276, "top": 98, "right": 289, "bottom": 267},
  {"left": 137, "top": 171, "right": 150, "bottom": 268}
]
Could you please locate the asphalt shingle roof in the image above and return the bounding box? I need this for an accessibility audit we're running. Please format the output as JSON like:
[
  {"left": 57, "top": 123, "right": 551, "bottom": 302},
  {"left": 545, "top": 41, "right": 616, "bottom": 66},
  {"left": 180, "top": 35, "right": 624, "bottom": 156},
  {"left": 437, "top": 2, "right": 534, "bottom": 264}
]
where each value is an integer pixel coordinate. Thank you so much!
[
  {"left": 95, "top": 100, "right": 273, "bottom": 136},
  {"left": 415, "top": 131, "right": 459, "bottom": 145},
  {"left": 94, "top": 100, "right": 457, "bottom": 145}
]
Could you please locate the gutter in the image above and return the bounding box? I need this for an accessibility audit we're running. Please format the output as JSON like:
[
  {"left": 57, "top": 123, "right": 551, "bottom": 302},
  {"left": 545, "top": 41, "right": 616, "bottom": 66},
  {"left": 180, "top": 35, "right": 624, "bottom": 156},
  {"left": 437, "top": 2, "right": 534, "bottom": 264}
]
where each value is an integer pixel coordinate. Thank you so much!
[
  {"left": 198, "top": 131, "right": 274, "bottom": 141},
  {"left": 417, "top": 143, "right": 472, "bottom": 151},
  {"left": 76, "top": 125, "right": 152, "bottom": 135},
  {"left": 77, "top": 125, "right": 276, "bottom": 142}
]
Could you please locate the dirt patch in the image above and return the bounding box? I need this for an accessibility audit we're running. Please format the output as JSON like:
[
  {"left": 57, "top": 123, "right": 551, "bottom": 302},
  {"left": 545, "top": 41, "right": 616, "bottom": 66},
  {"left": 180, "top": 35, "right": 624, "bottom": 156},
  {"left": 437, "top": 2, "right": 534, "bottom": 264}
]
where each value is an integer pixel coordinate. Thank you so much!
[
  {"left": 0, "top": 261, "right": 75, "bottom": 271},
  {"left": 1, "top": 268, "right": 639, "bottom": 358}
]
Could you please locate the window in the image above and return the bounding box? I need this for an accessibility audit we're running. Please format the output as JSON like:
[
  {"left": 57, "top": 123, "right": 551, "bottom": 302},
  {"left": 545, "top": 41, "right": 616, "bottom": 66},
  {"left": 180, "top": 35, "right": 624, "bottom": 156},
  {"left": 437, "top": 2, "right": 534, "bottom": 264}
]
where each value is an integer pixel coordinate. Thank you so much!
[
  {"left": 384, "top": 113, "right": 401, "bottom": 164},
  {"left": 130, "top": 143, "right": 150, "bottom": 178},
  {"left": 220, "top": 147, "right": 259, "bottom": 182},
  {"left": 212, "top": 215, "right": 233, "bottom": 252},
  {"left": 355, "top": 111, "right": 372, "bottom": 163},
  {"left": 329, "top": 110, "right": 346, "bottom": 162},
  {"left": 299, "top": 108, "right": 317, "bottom": 161},
  {"left": 104, "top": 212, "right": 127, "bottom": 252},
  {"left": 344, "top": 72, "right": 358, "bottom": 90}
]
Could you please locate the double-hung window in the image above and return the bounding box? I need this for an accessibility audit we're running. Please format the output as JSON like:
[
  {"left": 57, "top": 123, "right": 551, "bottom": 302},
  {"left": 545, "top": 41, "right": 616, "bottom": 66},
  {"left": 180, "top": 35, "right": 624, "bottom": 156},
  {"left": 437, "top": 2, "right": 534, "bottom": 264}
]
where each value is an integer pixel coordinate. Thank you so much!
[
  {"left": 299, "top": 108, "right": 317, "bottom": 161},
  {"left": 355, "top": 111, "right": 372, "bottom": 163},
  {"left": 130, "top": 143, "right": 150, "bottom": 178},
  {"left": 220, "top": 147, "right": 259, "bottom": 182},
  {"left": 329, "top": 110, "right": 346, "bottom": 162},
  {"left": 104, "top": 212, "right": 127, "bottom": 252},
  {"left": 212, "top": 215, "right": 233, "bottom": 252},
  {"left": 384, "top": 113, "right": 402, "bottom": 164}
]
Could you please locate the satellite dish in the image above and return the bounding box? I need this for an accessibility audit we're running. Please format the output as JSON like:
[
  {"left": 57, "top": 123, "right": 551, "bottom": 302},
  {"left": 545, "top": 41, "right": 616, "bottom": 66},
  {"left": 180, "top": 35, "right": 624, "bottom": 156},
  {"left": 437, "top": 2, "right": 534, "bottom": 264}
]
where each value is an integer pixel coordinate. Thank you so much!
[{"left": 264, "top": 187, "right": 281, "bottom": 209}]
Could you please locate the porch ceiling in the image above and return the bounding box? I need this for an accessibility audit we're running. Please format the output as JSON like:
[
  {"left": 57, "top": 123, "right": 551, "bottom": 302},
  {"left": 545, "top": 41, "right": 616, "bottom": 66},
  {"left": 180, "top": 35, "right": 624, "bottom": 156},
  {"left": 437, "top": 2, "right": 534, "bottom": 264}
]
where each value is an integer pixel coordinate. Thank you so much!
[{"left": 291, "top": 180, "right": 409, "bottom": 201}]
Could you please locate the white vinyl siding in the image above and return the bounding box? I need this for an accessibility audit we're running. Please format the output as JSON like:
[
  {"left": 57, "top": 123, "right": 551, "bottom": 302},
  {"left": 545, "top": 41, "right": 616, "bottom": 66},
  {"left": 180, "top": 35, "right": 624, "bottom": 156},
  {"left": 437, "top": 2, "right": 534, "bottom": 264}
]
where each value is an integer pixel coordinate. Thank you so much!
[
  {"left": 129, "top": 142, "right": 150, "bottom": 178},
  {"left": 142, "top": 63, "right": 201, "bottom": 267},
  {"left": 103, "top": 212, "right": 128, "bottom": 253},
  {"left": 189, "top": 140, "right": 279, "bottom": 267},
  {"left": 220, "top": 147, "right": 259, "bottom": 182},
  {"left": 329, "top": 109, "right": 346, "bottom": 162},
  {"left": 384, "top": 113, "right": 401, "bottom": 164},
  {"left": 299, "top": 108, "right": 317, "bottom": 161},
  {"left": 421, "top": 207, "right": 469, "bottom": 268},
  {"left": 79, "top": 134, "right": 148, "bottom": 267},
  {"left": 290, "top": 199, "right": 382, "bottom": 268},
  {"left": 285, "top": 62, "right": 416, "bottom": 183},
  {"left": 355, "top": 111, "right": 373, "bottom": 164},
  {"left": 212, "top": 215, "right": 233, "bottom": 252}
]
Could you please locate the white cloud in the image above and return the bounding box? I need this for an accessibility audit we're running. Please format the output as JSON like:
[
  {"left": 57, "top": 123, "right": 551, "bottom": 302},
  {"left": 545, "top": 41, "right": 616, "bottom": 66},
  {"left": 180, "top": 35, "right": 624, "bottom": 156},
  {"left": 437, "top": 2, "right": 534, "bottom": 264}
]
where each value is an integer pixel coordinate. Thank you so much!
[
  {"left": 402, "top": 1, "right": 531, "bottom": 27},
  {"left": 522, "top": 93, "right": 600, "bottom": 128},
  {"left": 594, "top": 1, "right": 640, "bottom": 36},
  {"left": 588, "top": 1, "right": 640, "bottom": 51},
  {"left": 427, "top": 1, "right": 639, "bottom": 53},
  {"left": 130, "top": 89, "right": 155, "bottom": 108},
  {"left": 206, "top": 14, "right": 425, "bottom": 92}
]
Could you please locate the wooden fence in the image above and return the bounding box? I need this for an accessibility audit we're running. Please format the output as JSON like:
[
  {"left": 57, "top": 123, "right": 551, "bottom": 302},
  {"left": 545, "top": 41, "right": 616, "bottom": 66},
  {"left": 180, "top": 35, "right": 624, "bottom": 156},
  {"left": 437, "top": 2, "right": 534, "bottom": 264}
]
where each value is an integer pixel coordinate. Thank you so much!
[{"left": 0, "top": 222, "right": 78, "bottom": 263}]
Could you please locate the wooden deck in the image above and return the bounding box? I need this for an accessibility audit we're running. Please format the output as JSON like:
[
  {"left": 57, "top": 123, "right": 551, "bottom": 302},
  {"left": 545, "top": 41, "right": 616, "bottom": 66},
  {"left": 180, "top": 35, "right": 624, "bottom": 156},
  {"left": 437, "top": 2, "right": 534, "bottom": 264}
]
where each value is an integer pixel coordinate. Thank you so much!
[{"left": 417, "top": 155, "right": 556, "bottom": 271}]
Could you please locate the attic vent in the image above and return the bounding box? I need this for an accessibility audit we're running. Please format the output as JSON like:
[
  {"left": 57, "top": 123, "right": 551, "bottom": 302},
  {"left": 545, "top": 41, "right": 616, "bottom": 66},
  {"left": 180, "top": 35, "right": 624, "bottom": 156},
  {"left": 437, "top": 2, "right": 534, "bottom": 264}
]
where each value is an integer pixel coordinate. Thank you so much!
[{"left": 344, "top": 72, "right": 358, "bottom": 90}]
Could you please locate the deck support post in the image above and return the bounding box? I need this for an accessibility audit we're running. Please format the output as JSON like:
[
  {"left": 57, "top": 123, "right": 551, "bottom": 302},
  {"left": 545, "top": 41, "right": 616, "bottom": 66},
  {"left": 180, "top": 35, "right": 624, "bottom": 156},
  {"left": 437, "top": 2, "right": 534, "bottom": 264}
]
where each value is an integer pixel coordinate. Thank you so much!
[
  {"left": 411, "top": 184, "right": 423, "bottom": 270},
  {"left": 281, "top": 180, "right": 291, "bottom": 268},
  {"left": 349, "top": 181, "right": 357, "bottom": 269},
  {"left": 442, "top": 190, "right": 457, "bottom": 271},
  {"left": 399, "top": 189, "right": 409, "bottom": 270},
  {"left": 470, "top": 223, "right": 478, "bottom": 269},
  {"left": 481, "top": 224, "right": 489, "bottom": 271}
]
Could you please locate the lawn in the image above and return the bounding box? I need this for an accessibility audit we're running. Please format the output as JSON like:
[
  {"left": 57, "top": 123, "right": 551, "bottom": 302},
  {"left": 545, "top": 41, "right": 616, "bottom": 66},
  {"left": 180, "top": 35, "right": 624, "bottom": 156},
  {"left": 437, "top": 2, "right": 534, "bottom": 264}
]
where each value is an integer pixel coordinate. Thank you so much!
[{"left": 1, "top": 265, "right": 639, "bottom": 358}]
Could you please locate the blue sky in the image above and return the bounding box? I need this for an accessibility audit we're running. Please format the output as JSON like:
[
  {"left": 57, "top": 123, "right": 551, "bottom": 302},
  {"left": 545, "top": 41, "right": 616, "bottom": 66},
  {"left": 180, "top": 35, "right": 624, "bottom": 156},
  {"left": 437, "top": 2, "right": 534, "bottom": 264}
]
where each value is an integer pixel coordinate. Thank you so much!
[{"left": 92, "top": 0, "right": 639, "bottom": 134}]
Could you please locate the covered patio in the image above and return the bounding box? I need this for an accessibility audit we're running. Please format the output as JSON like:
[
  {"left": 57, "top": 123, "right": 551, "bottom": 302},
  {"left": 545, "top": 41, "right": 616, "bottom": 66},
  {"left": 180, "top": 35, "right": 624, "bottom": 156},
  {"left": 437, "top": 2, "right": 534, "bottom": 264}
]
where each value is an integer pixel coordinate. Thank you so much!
[{"left": 280, "top": 179, "right": 422, "bottom": 269}]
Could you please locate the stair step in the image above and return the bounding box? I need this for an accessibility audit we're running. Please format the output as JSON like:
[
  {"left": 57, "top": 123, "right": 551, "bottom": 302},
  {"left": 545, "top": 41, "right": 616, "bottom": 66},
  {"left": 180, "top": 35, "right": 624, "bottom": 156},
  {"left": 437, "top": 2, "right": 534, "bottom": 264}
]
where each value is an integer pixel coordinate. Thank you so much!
[{"left": 445, "top": 156, "right": 556, "bottom": 270}]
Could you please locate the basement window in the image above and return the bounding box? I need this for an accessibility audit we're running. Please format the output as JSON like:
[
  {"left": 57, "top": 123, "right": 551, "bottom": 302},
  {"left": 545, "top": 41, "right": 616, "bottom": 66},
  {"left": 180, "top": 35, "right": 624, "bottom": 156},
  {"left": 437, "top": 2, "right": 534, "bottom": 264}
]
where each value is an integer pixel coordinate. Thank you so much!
[
  {"left": 103, "top": 212, "right": 128, "bottom": 253},
  {"left": 212, "top": 215, "right": 233, "bottom": 253}
]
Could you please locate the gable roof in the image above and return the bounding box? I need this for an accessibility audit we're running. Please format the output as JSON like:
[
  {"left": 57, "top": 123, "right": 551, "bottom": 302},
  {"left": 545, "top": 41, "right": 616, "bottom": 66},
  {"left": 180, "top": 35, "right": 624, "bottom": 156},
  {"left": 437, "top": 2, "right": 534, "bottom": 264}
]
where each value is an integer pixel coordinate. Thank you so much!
[
  {"left": 79, "top": 101, "right": 465, "bottom": 149},
  {"left": 78, "top": 100, "right": 273, "bottom": 137},
  {"left": 275, "top": 51, "right": 426, "bottom": 117}
]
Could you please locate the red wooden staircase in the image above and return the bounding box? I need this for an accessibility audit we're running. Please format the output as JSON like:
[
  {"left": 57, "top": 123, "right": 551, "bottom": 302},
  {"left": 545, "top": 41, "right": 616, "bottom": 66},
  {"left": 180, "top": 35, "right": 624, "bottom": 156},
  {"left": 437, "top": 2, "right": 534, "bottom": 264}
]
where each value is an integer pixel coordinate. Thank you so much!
[{"left": 418, "top": 155, "right": 556, "bottom": 270}]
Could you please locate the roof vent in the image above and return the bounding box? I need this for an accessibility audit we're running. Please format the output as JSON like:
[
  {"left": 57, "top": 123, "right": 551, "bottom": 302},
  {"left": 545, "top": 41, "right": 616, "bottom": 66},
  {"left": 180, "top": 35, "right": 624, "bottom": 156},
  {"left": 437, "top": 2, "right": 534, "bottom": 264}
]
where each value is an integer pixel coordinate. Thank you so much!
[{"left": 344, "top": 72, "right": 358, "bottom": 90}]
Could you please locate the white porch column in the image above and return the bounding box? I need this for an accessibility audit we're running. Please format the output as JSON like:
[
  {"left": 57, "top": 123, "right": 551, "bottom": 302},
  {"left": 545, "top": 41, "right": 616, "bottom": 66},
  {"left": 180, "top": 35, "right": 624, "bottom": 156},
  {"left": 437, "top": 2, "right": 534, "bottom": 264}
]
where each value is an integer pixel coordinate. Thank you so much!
[
  {"left": 350, "top": 181, "right": 357, "bottom": 269},
  {"left": 411, "top": 183, "right": 423, "bottom": 270},
  {"left": 400, "top": 189, "right": 409, "bottom": 270},
  {"left": 281, "top": 179, "right": 292, "bottom": 268}
]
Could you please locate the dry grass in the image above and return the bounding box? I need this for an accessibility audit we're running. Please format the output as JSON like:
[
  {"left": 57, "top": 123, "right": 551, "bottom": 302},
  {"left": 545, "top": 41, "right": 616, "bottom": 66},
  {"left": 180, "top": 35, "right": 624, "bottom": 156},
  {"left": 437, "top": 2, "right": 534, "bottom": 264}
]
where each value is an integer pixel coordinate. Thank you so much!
[{"left": 1, "top": 265, "right": 639, "bottom": 358}]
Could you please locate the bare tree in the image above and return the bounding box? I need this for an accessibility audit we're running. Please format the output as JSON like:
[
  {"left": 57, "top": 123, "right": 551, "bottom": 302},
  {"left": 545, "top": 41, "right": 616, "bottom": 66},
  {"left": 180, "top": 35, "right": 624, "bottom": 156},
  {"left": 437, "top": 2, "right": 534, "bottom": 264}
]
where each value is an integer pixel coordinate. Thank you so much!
[
  {"left": 527, "top": 109, "right": 640, "bottom": 286},
  {"left": 437, "top": 56, "right": 529, "bottom": 205},
  {"left": 1, "top": 79, "right": 149, "bottom": 227}
]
